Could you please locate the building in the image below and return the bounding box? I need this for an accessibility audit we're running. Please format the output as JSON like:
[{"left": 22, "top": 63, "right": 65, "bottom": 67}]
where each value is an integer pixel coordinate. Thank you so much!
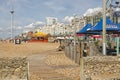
[
  {"left": 77, "top": 17, "right": 86, "bottom": 32},
  {"left": 84, "top": 12, "right": 102, "bottom": 26},
  {"left": 50, "top": 23, "right": 65, "bottom": 36},
  {"left": 107, "top": 0, "right": 120, "bottom": 23},
  {"left": 84, "top": 10, "right": 120, "bottom": 25},
  {"left": 113, "top": 11, "right": 120, "bottom": 23},
  {"left": 46, "top": 17, "right": 58, "bottom": 26}
]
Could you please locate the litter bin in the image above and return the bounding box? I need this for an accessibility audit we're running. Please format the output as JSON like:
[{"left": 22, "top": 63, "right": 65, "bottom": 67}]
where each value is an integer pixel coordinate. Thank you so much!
[{"left": 15, "top": 39, "right": 21, "bottom": 44}]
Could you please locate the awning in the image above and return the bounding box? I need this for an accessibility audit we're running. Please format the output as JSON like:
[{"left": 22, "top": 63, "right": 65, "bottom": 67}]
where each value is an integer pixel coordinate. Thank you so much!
[
  {"left": 32, "top": 32, "right": 47, "bottom": 37},
  {"left": 90, "top": 17, "right": 119, "bottom": 31},
  {"left": 77, "top": 23, "right": 93, "bottom": 34}
]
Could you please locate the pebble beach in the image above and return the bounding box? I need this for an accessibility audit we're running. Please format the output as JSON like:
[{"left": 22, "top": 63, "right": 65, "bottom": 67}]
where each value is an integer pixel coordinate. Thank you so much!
[{"left": 0, "top": 42, "right": 80, "bottom": 80}]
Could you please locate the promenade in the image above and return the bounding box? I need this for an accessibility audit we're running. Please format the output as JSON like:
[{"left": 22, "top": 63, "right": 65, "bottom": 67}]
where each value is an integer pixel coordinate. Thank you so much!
[{"left": 0, "top": 42, "right": 80, "bottom": 80}]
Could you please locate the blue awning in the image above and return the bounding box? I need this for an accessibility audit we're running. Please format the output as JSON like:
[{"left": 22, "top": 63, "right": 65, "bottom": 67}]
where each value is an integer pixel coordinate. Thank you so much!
[
  {"left": 77, "top": 23, "right": 93, "bottom": 34},
  {"left": 91, "top": 18, "right": 119, "bottom": 31},
  {"left": 117, "top": 23, "right": 120, "bottom": 32},
  {"left": 117, "top": 23, "right": 120, "bottom": 28}
]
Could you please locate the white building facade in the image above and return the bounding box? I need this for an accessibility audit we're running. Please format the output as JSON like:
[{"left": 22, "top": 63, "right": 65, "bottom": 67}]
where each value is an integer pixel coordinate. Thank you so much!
[{"left": 46, "top": 17, "right": 58, "bottom": 26}]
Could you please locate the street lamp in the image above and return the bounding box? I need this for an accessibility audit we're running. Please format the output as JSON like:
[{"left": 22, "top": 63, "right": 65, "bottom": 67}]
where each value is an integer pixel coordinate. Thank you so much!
[
  {"left": 72, "top": 15, "right": 79, "bottom": 56},
  {"left": 10, "top": 0, "right": 14, "bottom": 40},
  {"left": 10, "top": 10, "right": 14, "bottom": 39},
  {"left": 103, "top": 0, "right": 107, "bottom": 55}
]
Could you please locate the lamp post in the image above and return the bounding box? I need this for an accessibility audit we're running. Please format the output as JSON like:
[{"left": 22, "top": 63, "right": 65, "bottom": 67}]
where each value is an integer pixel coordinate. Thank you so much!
[
  {"left": 103, "top": 0, "right": 107, "bottom": 55},
  {"left": 10, "top": 10, "right": 14, "bottom": 40},
  {"left": 10, "top": 0, "right": 14, "bottom": 40},
  {"left": 73, "top": 15, "right": 79, "bottom": 59}
]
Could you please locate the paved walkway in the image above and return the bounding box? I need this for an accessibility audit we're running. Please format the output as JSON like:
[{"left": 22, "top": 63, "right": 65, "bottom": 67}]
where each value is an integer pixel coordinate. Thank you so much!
[{"left": 28, "top": 50, "right": 72, "bottom": 80}]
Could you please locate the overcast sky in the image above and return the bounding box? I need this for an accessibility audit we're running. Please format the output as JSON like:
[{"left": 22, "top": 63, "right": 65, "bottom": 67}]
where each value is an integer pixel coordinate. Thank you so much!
[{"left": 0, "top": 0, "right": 103, "bottom": 39}]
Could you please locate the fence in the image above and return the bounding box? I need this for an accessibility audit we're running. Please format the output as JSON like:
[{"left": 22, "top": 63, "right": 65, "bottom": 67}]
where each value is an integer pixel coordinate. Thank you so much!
[
  {"left": 0, "top": 57, "right": 29, "bottom": 80},
  {"left": 64, "top": 41, "right": 120, "bottom": 80},
  {"left": 64, "top": 41, "right": 102, "bottom": 64}
]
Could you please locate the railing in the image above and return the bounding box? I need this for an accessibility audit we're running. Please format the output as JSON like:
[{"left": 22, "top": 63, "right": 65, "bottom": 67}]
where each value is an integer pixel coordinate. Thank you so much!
[
  {"left": 64, "top": 41, "right": 120, "bottom": 80},
  {"left": 64, "top": 41, "right": 103, "bottom": 64}
]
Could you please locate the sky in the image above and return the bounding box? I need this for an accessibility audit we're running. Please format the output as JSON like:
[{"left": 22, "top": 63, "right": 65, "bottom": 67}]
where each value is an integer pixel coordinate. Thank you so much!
[{"left": 0, "top": 0, "right": 103, "bottom": 39}]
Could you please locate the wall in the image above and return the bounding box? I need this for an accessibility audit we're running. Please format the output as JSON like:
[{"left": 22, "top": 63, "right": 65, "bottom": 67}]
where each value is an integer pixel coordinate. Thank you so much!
[
  {"left": 83, "top": 56, "right": 120, "bottom": 80},
  {"left": 0, "top": 57, "right": 28, "bottom": 80}
]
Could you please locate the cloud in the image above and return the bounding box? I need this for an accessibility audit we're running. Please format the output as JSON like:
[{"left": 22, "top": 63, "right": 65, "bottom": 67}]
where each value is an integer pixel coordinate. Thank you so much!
[
  {"left": 22, "top": 29, "right": 30, "bottom": 33},
  {"left": 15, "top": 26, "right": 22, "bottom": 30},
  {"left": 24, "top": 21, "right": 45, "bottom": 28},
  {"left": 22, "top": 27, "right": 33, "bottom": 33},
  {"left": 0, "top": 0, "right": 103, "bottom": 39},
  {"left": 34, "top": 21, "right": 45, "bottom": 26},
  {"left": 63, "top": 16, "right": 74, "bottom": 22},
  {"left": 24, "top": 23, "right": 34, "bottom": 29},
  {"left": 23, "top": 21, "right": 45, "bottom": 33},
  {"left": 83, "top": 7, "right": 102, "bottom": 16},
  {"left": 15, "top": 17, "right": 36, "bottom": 26}
]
